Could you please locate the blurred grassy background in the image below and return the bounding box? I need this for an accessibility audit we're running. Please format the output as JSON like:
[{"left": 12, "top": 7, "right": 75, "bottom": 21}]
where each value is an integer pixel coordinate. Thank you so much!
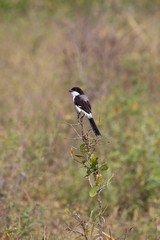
[{"left": 0, "top": 0, "right": 160, "bottom": 239}]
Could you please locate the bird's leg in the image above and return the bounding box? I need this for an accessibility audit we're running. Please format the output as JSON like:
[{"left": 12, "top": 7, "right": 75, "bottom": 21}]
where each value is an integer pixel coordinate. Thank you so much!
[
  {"left": 80, "top": 113, "right": 85, "bottom": 121},
  {"left": 77, "top": 112, "right": 81, "bottom": 120}
]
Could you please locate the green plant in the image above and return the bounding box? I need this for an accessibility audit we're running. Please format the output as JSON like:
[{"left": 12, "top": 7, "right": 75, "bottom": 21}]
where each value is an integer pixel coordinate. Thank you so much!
[{"left": 66, "top": 116, "right": 111, "bottom": 240}]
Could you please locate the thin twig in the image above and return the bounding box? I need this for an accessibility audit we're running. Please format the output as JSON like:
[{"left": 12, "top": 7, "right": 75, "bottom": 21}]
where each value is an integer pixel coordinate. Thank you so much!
[
  {"left": 73, "top": 213, "right": 89, "bottom": 240},
  {"left": 66, "top": 226, "right": 87, "bottom": 238}
]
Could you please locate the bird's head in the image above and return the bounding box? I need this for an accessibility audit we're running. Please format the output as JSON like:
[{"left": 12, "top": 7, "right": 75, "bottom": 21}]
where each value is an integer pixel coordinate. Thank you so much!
[{"left": 69, "top": 87, "right": 84, "bottom": 96}]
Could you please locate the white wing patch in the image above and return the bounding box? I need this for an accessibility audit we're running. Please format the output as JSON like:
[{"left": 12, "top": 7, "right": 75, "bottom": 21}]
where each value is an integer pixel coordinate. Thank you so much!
[{"left": 75, "top": 105, "right": 92, "bottom": 119}]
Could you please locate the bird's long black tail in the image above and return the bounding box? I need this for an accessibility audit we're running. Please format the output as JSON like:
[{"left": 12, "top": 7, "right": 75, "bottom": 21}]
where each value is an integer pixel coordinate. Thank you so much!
[{"left": 88, "top": 118, "right": 101, "bottom": 136}]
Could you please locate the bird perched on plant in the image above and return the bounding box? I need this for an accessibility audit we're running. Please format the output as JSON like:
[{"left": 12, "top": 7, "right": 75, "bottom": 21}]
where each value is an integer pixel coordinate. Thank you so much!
[{"left": 69, "top": 87, "right": 101, "bottom": 136}]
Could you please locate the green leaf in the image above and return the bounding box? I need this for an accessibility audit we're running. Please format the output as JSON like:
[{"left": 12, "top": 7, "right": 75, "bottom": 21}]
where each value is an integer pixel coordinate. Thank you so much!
[
  {"left": 86, "top": 169, "right": 92, "bottom": 176},
  {"left": 100, "top": 164, "right": 109, "bottom": 171},
  {"left": 80, "top": 143, "right": 85, "bottom": 153},
  {"left": 90, "top": 154, "right": 98, "bottom": 169},
  {"left": 89, "top": 186, "right": 99, "bottom": 197},
  {"left": 96, "top": 174, "right": 102, "bottom": 185}
]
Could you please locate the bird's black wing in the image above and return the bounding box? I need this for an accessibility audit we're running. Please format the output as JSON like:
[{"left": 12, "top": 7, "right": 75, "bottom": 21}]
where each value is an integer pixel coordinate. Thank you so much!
[{"left": 74, "top": 95, "right": 91, "bottom": 114}]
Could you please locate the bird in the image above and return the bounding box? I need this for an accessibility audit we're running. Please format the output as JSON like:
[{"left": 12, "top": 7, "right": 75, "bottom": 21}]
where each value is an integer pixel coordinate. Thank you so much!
[{"left": 69, "top": 87, "right": 101, "bottom": 136}]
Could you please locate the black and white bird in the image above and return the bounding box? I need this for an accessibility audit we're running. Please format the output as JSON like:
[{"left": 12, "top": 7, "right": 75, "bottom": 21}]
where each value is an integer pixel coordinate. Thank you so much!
[{"left": 69, "top": 87, "right": 101, "bottom": 136}]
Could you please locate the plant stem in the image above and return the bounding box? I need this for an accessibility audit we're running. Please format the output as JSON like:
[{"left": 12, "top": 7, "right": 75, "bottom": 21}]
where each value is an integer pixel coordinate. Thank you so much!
[{"left": 97, "top": 189, "right": 103, "bottom": 239}]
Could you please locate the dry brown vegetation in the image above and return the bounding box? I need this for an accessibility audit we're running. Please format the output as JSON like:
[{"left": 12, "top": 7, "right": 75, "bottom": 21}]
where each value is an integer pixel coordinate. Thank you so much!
[{"left": 0, "top": 1, "right": 160, "bottom": 239}]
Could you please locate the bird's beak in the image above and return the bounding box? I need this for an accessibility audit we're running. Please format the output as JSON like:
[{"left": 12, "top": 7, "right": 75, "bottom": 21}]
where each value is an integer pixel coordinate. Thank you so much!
[{"left": 69, "top": 89, "right": 72, "bottom": 92}]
